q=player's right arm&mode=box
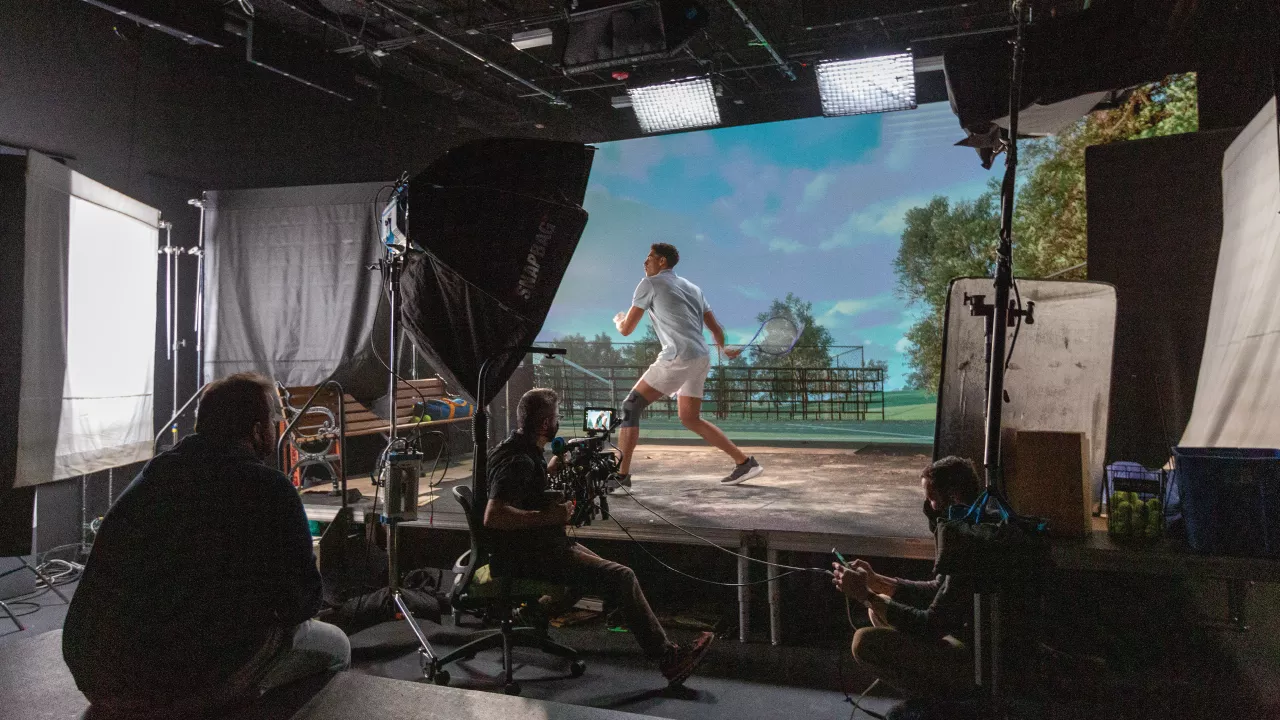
[615,306,645,336]
[704,310,730,356]
[616,277,654,336]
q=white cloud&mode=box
[895,336,912,353]
[820,196,929,250]
[738,214,777,241]
[819,293,894,323]
[734,284,768,301]
[694,233,707,243]
[768,237,805,254]
[799,172,834,211]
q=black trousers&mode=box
[521,542,672,662]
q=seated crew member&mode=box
[485,387,714,686]
[831,456,981,701]
[63,373,350,717]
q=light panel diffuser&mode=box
[627,77,721,134]
[816,53,917,117]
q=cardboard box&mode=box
[1004,430,1091,537]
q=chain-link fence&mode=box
[534,362,885,421]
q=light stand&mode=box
[371,181,436,666]
[970,0,1028,706]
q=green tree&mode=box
[549,332,624,366]
[894,74,1198,391]
[893,193,1002,391]
[753,293,834,368]
[619,322,661,367]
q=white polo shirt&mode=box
[632,269,710,362]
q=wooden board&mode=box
[1004,430,1092,538]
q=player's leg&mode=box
[617,381,664,478]
[675,357,763,485]
[676,395,747,464]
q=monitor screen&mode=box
[583,407,616,433]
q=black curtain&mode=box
[1086,127,1240,467]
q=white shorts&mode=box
[639,355,712,399]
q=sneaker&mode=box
[606,473,632,494]
[660,631,715,687]
[721,457,763,485]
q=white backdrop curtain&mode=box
[13,152,158,487]
[1181,97,1280,448]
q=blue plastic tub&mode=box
[1172,447,1280,557]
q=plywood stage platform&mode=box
[301,442,937,560]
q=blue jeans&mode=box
[256,619,351,694]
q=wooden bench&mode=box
[277,378,472,491]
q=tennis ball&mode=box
[1146,499,1163,539]
[1112,502,1131,536]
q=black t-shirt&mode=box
[61,434,321,705]
[486,432,569,577]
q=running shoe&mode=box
[721,457,763,485]
[660,631,715,687]
[606,472,632,494]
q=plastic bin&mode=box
[1171,447,1280,557]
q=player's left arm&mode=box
[615,306,645,336]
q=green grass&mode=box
[600,390,939,445]
[883,389,938,422]
[637,416,934,444]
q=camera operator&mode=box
[485,388,714,687]
[831,456,980,701]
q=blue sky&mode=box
[538,101,997,390]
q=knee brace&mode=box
[620,390,651,428]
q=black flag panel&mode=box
[401,139,594,406]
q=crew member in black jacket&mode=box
[832,456,980,700]
[63,373,349,717]
[484,388,713,687]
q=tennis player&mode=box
[612,243,764,488]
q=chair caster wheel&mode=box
[570,660,587,678]
[433,670,451,686]
[504,682,521,695]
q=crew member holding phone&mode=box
[484,388,714,687]
[830,456,981,701]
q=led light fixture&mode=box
[511,28,554,50]
[816,53,917,117]
[627,76,721,134]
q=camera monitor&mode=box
[583,407,616,433]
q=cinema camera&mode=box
[548,407,622,527]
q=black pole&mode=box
[984,0,1027,498]
[974,1,1027,704]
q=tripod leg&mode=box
[26,560,70,604]
[0,600,25,632]
[394,591,437,663]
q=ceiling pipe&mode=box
[722,0,796,81]
[366,0,569,107]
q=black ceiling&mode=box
[79,0,1092,141]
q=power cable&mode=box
[614,483,826,574]
[610,517,803,587]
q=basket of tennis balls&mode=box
[1107,490,1164,540]
[1105,462,1166,542]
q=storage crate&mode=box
[1172,447,1280,557]
[1104,461,1166,541]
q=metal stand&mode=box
[0,560,71,631]
[188,195,207,388]
[971,0,1029,706]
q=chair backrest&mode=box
[451,485,489,605]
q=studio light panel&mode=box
[627,77,721,134]
[816,53,917,117]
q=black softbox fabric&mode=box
[401,139,594,407]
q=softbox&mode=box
[401,139,594,407]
